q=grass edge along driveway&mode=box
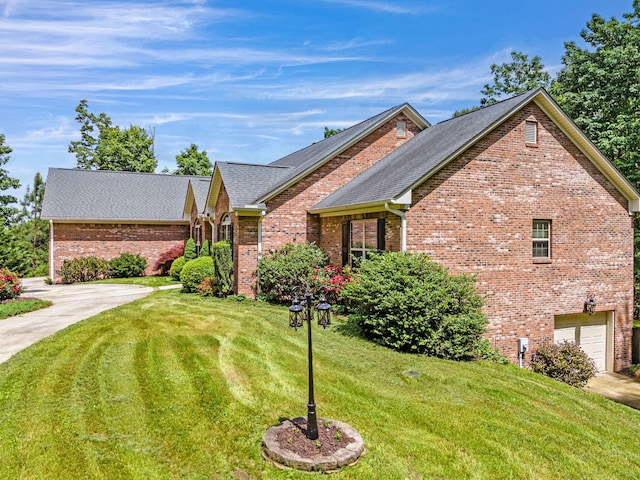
[0,289,638,479]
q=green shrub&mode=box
[257,242,328,303]
[180,256,215,293]
[0,269,23,301]
[184,238,197,261]
[57,256,109,284]
[169,256,187,281]
[212,240,233,296]
[530,341,597,388]
[196,276,218,296]
[200,240,211,257]
[339,252,491,361]
[108,253,147,278]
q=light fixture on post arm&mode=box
[288,284,332,440]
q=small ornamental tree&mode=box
[153,244,184,275]
[340,252,496,361]
[200,239,211,257]
[0,268,22,301]
[530,341,597,388]
[184,238,197,261]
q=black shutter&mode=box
[341,221,350,266]
[377,218,386,251]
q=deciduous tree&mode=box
[170,143,212,176]
[480,51,550,106]
[68,100,157,172]
[551,1,640,190]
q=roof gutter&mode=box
[385,203,406,252]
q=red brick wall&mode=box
[262,114,420,253]
[405,104,634,369]
[51,222,189,280]
[216,114,420,295]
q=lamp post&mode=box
[289,285,331,440]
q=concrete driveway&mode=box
[0,278,153,364]
[585,372,640,410]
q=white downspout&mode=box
[256,214,265,296]
[385,203,406,252]
[208,217,215,243]
[49,220,54,280]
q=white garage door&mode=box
[554,312,609,371]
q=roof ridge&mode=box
[267,103,409,166]
[216,160,291,169]
[436,88,542,126]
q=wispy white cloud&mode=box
[316,0,438,14]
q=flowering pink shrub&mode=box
[0,269,23,302]
[311,265,352,304]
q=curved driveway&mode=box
[0,278,153,364]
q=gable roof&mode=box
[42,168,211,223]
[206,162,290,214]
[255,103,429,203]
[206,103,428,214]
[310,88,640,214]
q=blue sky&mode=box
[0,0,634,201]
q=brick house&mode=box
[41,89,639,370]
[41,169,211,279]
[206,89,640,371]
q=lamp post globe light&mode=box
[288,285,331,440]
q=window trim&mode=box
[343,218,385,266]
[532,219,550,260]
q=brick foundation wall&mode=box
[405,104,634,370]
[51,222,189,280]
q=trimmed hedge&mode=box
[180,256,214,293]
[169,256,187,281]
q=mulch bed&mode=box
[272,417,355,458]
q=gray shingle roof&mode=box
[190,177,212,211]
[258,103,428,203]
[42,168,210,222]
[311,89,541,211]
[215,162,290,209]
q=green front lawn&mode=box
[0,290,639,479]
[0,298,52,320]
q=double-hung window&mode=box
[342,218,385,266]
[532,220,550,259]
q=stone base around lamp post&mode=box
[262,417,364,472]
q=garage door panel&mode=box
[554,313,608,372]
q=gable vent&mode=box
[525,121,538,144]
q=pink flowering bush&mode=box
[0,269,23,302]
[310,265,353,305]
